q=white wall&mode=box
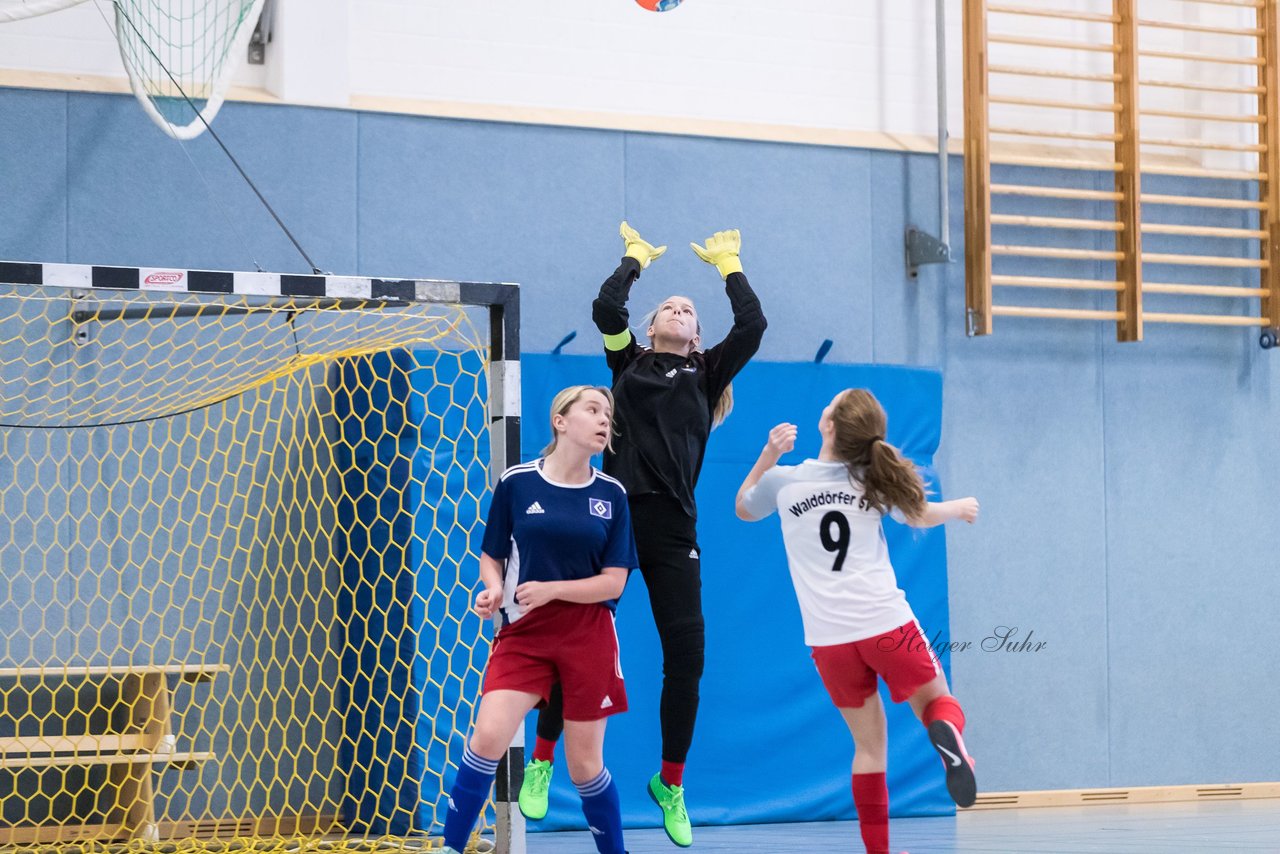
[0,0,971,141]
[346,0,960,137]
[0,0,1266,166]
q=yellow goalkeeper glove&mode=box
[690,228,743,279]
[620,221,667,269]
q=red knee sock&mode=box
[851,772,889,854]
[532,736,557,763]
[660,760,685,788]
[923,695,966,733]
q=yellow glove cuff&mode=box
[716,256,743,279]
[603,329,632,351]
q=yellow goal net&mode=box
[0,264,521,854]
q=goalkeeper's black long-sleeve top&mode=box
[591,257,767,520]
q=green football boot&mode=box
[518,758,553,820]
[646,772,692,847]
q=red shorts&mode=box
[810,620,942,708]
[483,601,627,721]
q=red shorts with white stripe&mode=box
[483,600,627,721]
[810,620,942,707]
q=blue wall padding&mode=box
[521,354,954,830]
[332,349,489,834]
[6,86,1280,796]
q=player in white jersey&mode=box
[734,388,979,854]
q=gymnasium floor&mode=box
[527,799,1280,852]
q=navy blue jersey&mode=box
[481,459,638,624]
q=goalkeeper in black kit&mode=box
[520,221,766,848]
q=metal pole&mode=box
[937,0,950,248]
[906,0,953,276]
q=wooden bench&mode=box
[0,664,226,845]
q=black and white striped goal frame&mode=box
[0,259,527,853]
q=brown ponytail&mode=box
[831,389,926,519]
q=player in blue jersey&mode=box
[735,389,979,854]
[439,385,638,854]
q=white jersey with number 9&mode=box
[739,458,916,646]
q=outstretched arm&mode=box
[735,423,797,521]
[593,221,666,352]
[722,270,767,342]
[592,258,640,351]
[694,229,767,385]
[905,498,980,529]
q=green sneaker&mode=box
[518,758,553,820]
[646,772,692,847]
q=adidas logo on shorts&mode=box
[600,695,613,709]
[526,502,545,514]
[688,548,699,559]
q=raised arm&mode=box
[735,423,797,521]
[722,270,767,343]
[905,498,980,529]
[693,229,767,385]
[592,257,641,351]
[593,222,666,363]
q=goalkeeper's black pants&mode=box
[536,494,705,766]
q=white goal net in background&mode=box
[0,0,267,140]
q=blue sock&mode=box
[443,745,499,851]
[576,767,625,854]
